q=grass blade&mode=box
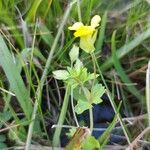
[0,35,32,119]
[111,30,143,102]
[52,85,70,147]
[100,26,150,71]
[25,0,42,22]
[98,102,121,150]
[95,11,107,52]
[38,24,54,48]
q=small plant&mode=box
[0,0,149,149]
[52,15,106,148]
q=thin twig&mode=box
[146,61,150,126]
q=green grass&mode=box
[0,0,149,149]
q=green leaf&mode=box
[74,87,92,103]
[74,59,83,74]
[66,128,76,138]
[53,70,69,80]
[8,123,27,142]
[67,80,79,89]
[0,35,32,119]
[0,111,12,128]
[73,87,87,102]
[25,0,42,22]
[75,100,92,114]
[86,73,99,81]
[91,84,105,104]
[82,136,100,150]
[38,24,54,48]
[78,68,88,82]
[69,45,79,63]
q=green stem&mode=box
[89,52,97,132]
[81,86,93,133]
[90,52,96,85]
[89,106,93,132]
[71,86,79,127]
[52,85,70,147]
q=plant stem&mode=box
[90,52,96,85]
[52,85,70,147]
[71,86,79,127]
[89,52,97,132]
[89,106,93,132]
[81,86,93,133]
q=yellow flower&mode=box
[68,15,101,53]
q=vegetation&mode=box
[0,0,149,149]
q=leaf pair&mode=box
[74,84,105,114]
[53,58,98,88]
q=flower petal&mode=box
[79,35,95,53]
[74,26,95,37]
[91,15,101,28]
[68,22,83,30]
